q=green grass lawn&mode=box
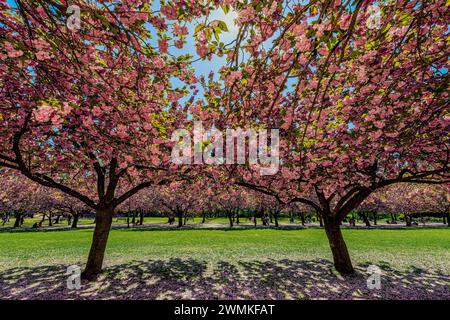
[0,216,173,229]
[0,227,448,273]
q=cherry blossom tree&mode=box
[0,0,223,279]
[202,0,449,274]
[0,170,42,227]
[154,181,200,227]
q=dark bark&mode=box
[274,211,279,227]
[362,212,371,227]
[13,211,21,228]
[318,213,324,227]
[177,211,183,228]
[447,212,450,227]
[323,217,354,275]
[201,211,206,224]
[300,213,306,226]
[139,209,144,225]
[228,212,234,227]
[48,212,53,226]
[372,212,377,225]
[405,215,412,227]
[131,210,136,224]
[71,213,79,228]
[81,207,114,280]
[126,211,130,228]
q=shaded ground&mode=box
[0,259,448,300]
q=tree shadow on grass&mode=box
[0,259,448,300]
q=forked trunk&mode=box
[324,218,354,275]
[81,207,114,280]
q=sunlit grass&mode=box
[0,228,448,273]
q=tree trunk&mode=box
[202,211,206,224]
[228,212,233,227]
[372,212,377,225]
[127,211,130,228]
[300,213,306,226]
[139,209,144,225]
[13,211,21,228]
[131,210,136,224]
[447,212,450,227]
[71,213,79,229]
[362,212,371,227]
[177,211,183,228]
[274,212,279,227]
[324,218,354,275]
[318,213,324,227]
[81,207,114,280]
[48,212,53,226]
[405,215,411,227]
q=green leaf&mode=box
[217,20,229,32]
[222,4,230,14]
[194,23,205,35]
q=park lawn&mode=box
[0,228,448,273]
[0,217,172,229]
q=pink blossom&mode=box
[158,39,168,53]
